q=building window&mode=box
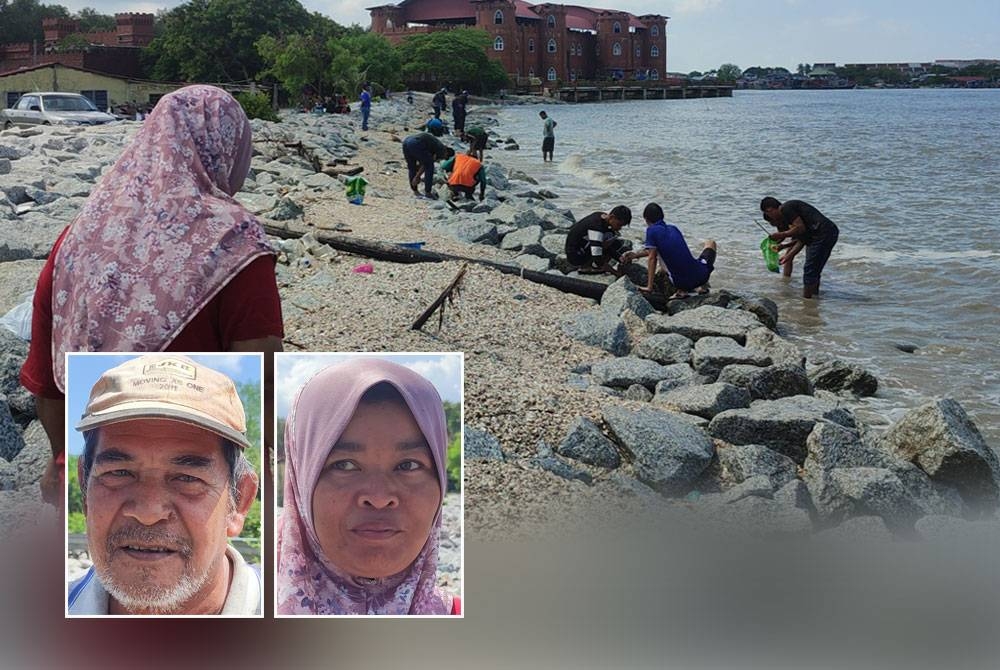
[547,67,557,81]
[651,25,659,37]
[547,38,557,53]
[612,42,622,56]
[494,10,503,24]
[613,21,621,33]
[547,14,555,28]
[651,69,659,80]
[80,90,109,111]
[635,46,641,58]
[528,68,534,78]
[528,38,534,52]
[494,36,504,51]
[570,70,577,81]
[651,45,659,57]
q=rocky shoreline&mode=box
[1,92,998,547]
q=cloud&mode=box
[672,0,723,15]
[191,354,249,379]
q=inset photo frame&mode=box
[274,352,463,617]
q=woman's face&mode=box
[311,400,442,579]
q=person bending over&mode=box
[760,196,839,298]
[441,148,486,201]
[564,206,632,275]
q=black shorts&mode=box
[542,137,555,153]
[698,247,717,270]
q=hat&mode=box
[427,118,443,130]
[76,355,252,449]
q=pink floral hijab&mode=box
[277,358,454,615]
[50,84,274,392]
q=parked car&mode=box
[1,92,117,129]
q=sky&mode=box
[65,353,262,455]
[274,352,463,419]
[56,0,999,73]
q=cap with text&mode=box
[76,355,252,449]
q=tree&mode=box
[337,29,401,94]
[258,32,332,101]
[145,0,313,83]
[397,28,508,93]
[687,70,702,78]
[716,63,742,82]
[75,7,115,32]
[0,0,70,45]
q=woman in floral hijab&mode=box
[21,84,283,505]
[277,358,458,615]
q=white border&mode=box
[63,351,266,619]
[272,350,465,619]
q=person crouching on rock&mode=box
[564,206,632,276]
[621,202,716,299]
[441,147,486,202]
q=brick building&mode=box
[0,13,155,80]
[368,0,668,83]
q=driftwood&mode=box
[411,264,468,331]
[262,224,669,310]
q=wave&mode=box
[834,243,1000,264]
[557,153,622,190]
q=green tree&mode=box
[145,0,313,82]
[0,0,70,44]
[716,63,742,82]
[75,7,115,32]
[236,382,262,541]
[338,29,401,94]
[68,453,83,515]
[234,90,279,121]
[397,28,508,93]
[257,32,332,102]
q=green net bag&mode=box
[345,175,368,205]
[760,237,780,273]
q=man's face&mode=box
[312,400,442,579]
[83,420,247,614]
[607,214,624,232]
[762,206,781,226]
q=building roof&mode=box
[376,0,656,30]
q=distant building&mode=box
[0,13,155,80]
[367,0,668,83]
[0,62,180,111]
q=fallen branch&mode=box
[261,224,669,310]
[411,263,468,331]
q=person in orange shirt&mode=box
[440,148,486,202]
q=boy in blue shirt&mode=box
[360,85,372,131]
[623,202,717,299]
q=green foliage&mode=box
[257,32,332,103]
[397,28,508,93]
[446,435,461,492]
[68,454,83,515]
[53,33,90,52]
[75,7,115,32]
[234,91,279,122]
[0,0,70,44]
[67,511,87,535]
[338,30,401,94]
[145,0,313,82]
[716,63,742,82]
[242,499,261,541]
[835,65,908,86]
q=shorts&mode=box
[542,137,555,153]
[698,247,717,270]
[803,229,838,286]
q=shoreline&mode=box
[1,93,997,541]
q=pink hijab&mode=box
[50,84,274,392]
[277,358,453,615]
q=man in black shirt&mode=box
[403,132,451,198]
[564,206,632,275]
[761,197,840,298]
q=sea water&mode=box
[494,89,1000,446]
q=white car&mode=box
[1,92,117,129]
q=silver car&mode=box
[1,92,117,129]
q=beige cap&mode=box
[76,355,252,450]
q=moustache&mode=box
[105,525,194,559]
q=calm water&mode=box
[494,89,1000,446]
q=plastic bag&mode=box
[345,175,368,205]
[0,291,34,340]
[760,237,780,273]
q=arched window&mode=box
[651,69,659,80]
[570,69,576,81]
[528,38,535,52]
[494,36,504,51]
[635,45,641,58]
[547,14,556,28]
[547,38,557,53]
[494,10,503,24]
[612,42,622,56]
[528,68,534,78]
[613,21,621,33]
[547,67,557,81]
[651,25,659,37]
[651,45,659,57]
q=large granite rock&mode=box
[556,417,621,468]
[744,327,806,368]
[633,333,693,365]
[513,254,551,272]
[561,310,630,356]
[708,395,857,464]
[720,475,776,504]
[717,444,800,489]
[591,357,675,391]
[603,405,715,495]
[10,420,48,489]
[717,363,813,401]
[691,336,771,379]
[0,399,22,462]
[651,364,706,395]
[464,425,504,460]
[880,398,1000,511]
[499,224,544,253]
[664,290,779,331]
[654,383,751,420]
[531,442,593,484]
[600,277,654,319]
[823,467,925,530]
[809,359,878,397]
[646,305,762,344]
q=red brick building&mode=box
[368,0,668,83]
[0,13,155,79]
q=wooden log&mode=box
[411,264,468,331]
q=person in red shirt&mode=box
[21,85,284,507]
